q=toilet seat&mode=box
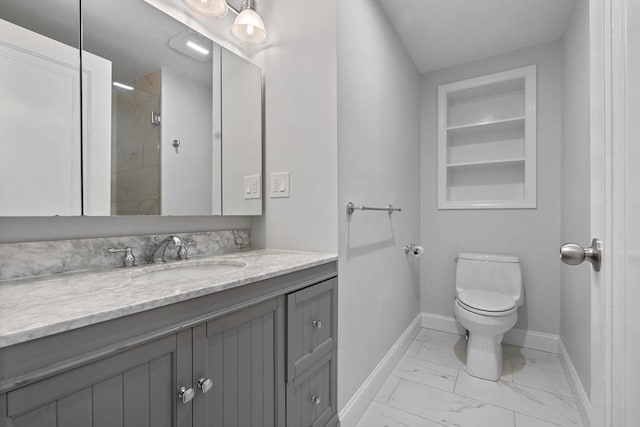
[457,290,516,317]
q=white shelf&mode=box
[446,116,525,133]
[437,65,537,210]
[446,158,525,169]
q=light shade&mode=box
[231,1,267,43]
[182,0,228,18]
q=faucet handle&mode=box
[176,239,196,260]
[108,247,136,267]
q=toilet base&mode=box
[454,299,517,382]
[466,333,503,381]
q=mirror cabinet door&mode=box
[0,0,82,216]
[82,0,218,216]
[221,49,263,216]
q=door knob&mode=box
[560,238,602,272]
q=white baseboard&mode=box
[421,312,559,353]
[558,339,592,427]
[338,313,422,427]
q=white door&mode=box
[589,0,640,425]
[0,18,82,216]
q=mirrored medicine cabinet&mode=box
[0,0,262,217]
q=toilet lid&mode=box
[457,290,516,312]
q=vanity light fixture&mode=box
[231,0,267,44]
[113,82,134,91]
[186,40,210,55]
[182,0,228,18]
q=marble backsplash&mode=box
[0,229,250,281]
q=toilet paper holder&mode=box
[404,244,424,256]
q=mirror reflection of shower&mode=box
[111,71,161,215]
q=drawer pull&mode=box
[311,394,321,406]
[198,377,213,394]
[312,320,323,329]
[178,386,195,404]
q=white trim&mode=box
[421,312,466,335]
[559,339,592,427]
[503,327,559,354]
[338,314,422,427]
[421,312,559,353]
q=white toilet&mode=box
[453,252,523,381]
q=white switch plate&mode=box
[270,172,290,198]
[243,174,261,199]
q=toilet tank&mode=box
[455,253,524,306]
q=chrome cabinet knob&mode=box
[311,394,321,406]
[197,377,213,394]
[560,238,602,272]
[178,386,195,404]
[312,320,322,329]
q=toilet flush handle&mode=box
[560,238,602,272]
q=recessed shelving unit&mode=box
[437,65,537,209]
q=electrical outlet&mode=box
[270,172,289,198]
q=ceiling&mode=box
[379,0,576,74]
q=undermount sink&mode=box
[133,261,246,282]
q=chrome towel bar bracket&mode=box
[346,201,402,216]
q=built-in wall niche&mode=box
[437,65,537,209]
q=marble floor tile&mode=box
[356,401,443,427]
[392,356,458,392]
[415,329,465,347]
[514,413,565,427]
[504,345,564,373]
[405,340,423,357]
[387,379,515,427]
[454,372,581,426]
[511,361,572,397]
[375,375,401,404]
[414,341,466,370]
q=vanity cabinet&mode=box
[0,262,338,427]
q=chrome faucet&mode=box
[146,235,183,264]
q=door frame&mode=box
[590,0,633,425]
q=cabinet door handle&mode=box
[178,386,195,404]
[311,394,321,406]
[198,377,213,394]
[312,320,322,329]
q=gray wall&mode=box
[421,41,563,335]
[337,0,421,411]
[250,0,338,254]
[560,0,591,397]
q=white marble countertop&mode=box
[0,249,337,349]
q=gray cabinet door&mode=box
[4,334,180,427]
[192,298,284,427]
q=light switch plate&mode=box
[270,172,290,198]
[243,174,261,199]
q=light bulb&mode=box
[182,0,228,18]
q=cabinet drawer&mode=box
[287,278,336,380]
[286,355,335,427]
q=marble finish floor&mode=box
[356,328,582,427]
